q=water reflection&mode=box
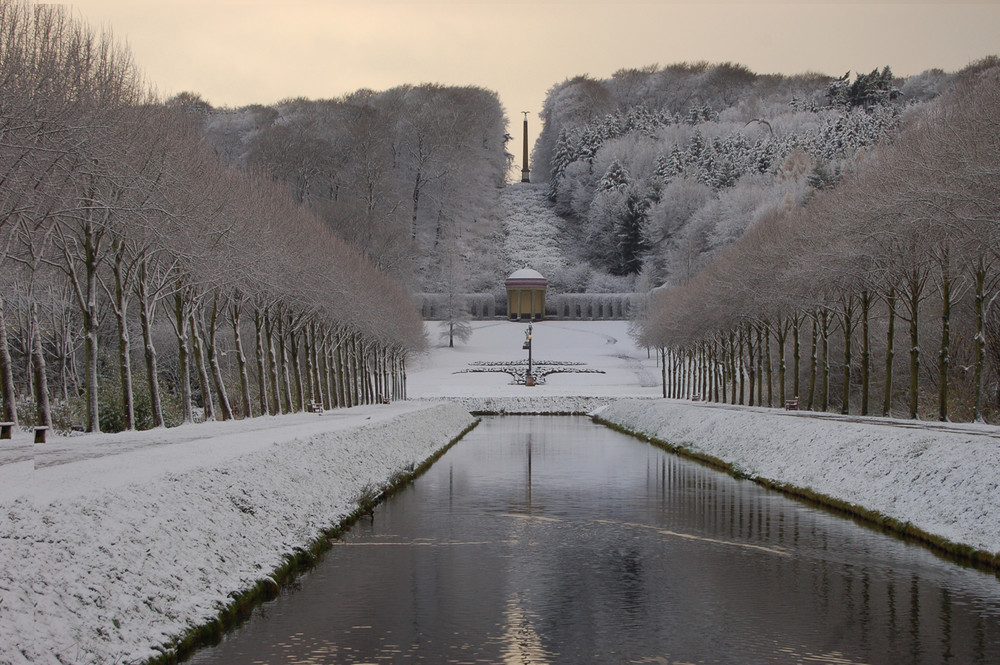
[189,416,1000,665]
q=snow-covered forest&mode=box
[534,62,953,286]
[631,60,1000,423]
[194,84,511,291]
[0,1,425,434]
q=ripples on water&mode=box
[189,416,1000,664]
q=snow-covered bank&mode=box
[597,399,1000,561]
[0,402,476,665]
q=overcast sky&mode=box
[69,1,998,136]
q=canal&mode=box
[188,416,1000,664]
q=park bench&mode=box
[307,401,324,414]
[0,422,13,440]
[34,426,48,444]
[785,397,799,411]
[691,393,701,402]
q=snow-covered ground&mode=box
[410,319,661,400]
[0,402,476,665]
[596,399,1000,558]
[499,183,571,277]
[4,317,1000,665]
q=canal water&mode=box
[188,416,1000,664]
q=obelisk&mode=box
[521,111,530,183]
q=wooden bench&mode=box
[785,398,799,411]
[691,394,701,402]
[0,422,13,440]
[307,401,324,414]
[379,396,390,405]
[34,426,49,444]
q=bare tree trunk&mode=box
[174,292,194,424]
[319,328,332,409]
[0,293,18,426]
[206,299,234,421]
[82,258,100,432]
[230,301,252,419]
[729,332,737,404]
[699,342,707,399]
[737,327,745,405]
[30,304,52,430]
[756,325,764,407]
[660,347,667,398]
[112,254,135,430]
[138,275,163,428]
[264,310,281,414]
[253,307,269,416]
[839,296,855,416]
[938,247,951,422]
[883,288,897,418]
[336,335,349,407]
[775,319,788,406]
[973,263,987,422]
[401,351,407,400]
[746,324,756,406]
[276,316,293,413]
[860,291,871,417]
[908,274,922,420]
[362,341,373,405]
[347,334,359,407]
[820,309,829,413]
[309,323,324,407]
[56,313,71,403]
[61,213,103,432]
[330,336,341,407]
[352,334,363,405]
[807,314,817,411]
[792,314,801,402]
[288,324,304,412]
[190,311,215,421]
[763,323,773,408]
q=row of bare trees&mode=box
[637,60,1000,422]
[0,1,425,433]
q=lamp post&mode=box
[524,322,535,386]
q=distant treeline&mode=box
[0,1,426,433]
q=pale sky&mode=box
[68,1,999,146]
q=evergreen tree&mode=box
[654,153,675,186]
[612,189,650,276]
[713,159,739,189]
[600,159,631,192]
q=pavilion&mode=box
[505,268,547,321]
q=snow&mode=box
[596,399,1000,557]
[506,267,546,281]
[5,316,1000,664]
[499,183,570,277]
[0,402,476,665]
[408,319,661,400]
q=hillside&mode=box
[532,62,953,287]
